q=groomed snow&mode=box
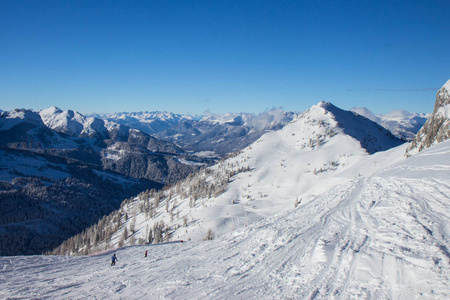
[1,138,449,299]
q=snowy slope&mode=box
[1,138,449,299]
[0,108,44,131]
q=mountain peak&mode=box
[304,101,404,154]
[317,100,332,107]
[40,106,63,115]
[0,109,44,130]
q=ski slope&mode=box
[1,140,449,299]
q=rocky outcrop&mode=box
[406,80,450,156]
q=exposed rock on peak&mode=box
[406,80,450,156]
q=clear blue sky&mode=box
[1,0,449,115]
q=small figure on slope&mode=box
[145,250,148,257]
[111,254,118,266]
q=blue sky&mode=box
[1,0,449,115]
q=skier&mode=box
[111,253,118,266]
[144,250,148,257]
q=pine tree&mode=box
[148,228,153,244]
[130,218,136,234]
[122,227,128,242]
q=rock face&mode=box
[406,80,450,156]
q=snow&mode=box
[351,107,429,141]
[90,111,196,135]
[443,79,450,93]
[0,109,43,130]
[103,146,127,161]
[192,151,219,159]
[92,169,138,185]
[438,104,450,119]
[1,139,449,299]
[72,102,406,253]
[175,158,206,166]
[39,107,122,138]
[0,149,71,182]
[39,107,87,136]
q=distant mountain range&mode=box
[90,111,198,137]
[350,107,428,141]
[1,107,207,184]
[93,107,426,156]
[92,109,296,156]
[0,108,205,255]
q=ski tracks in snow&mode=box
[203,173,449,299]
[1,173,448,299]
[284,174,450,299]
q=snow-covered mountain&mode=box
[406,79,450,156]
[0,107,209,255]
[351,107,428,141]
[52,101,404,255]
[91,111,197,136]
[3,111,449,299]
[1,107,207,183]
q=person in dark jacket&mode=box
[111,254,118,266]
[144,250,148,257]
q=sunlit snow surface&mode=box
[1,141,449,299]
